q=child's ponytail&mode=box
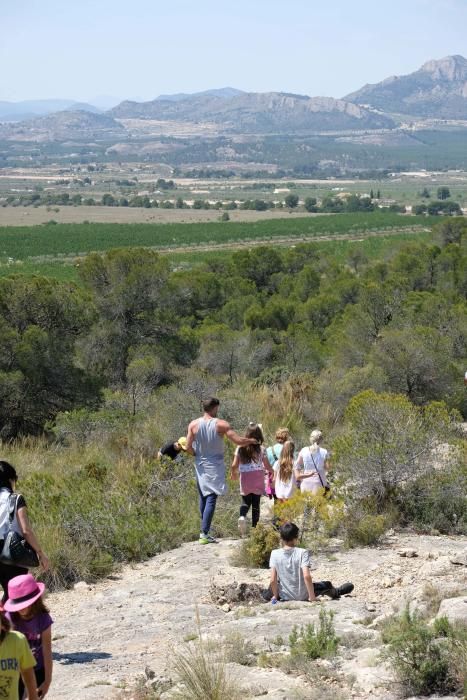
[278,441,295,483]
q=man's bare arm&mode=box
[303,567,316,601]
[186,420,197,455]
[270,567,279,599]
[217,420,257,446]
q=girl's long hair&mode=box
[0,612,11,644]
[278,441,295,483]
[238,423,263,463]
[10,597,49,626]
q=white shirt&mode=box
[269,547,312,601]
[273,461,297,499]
[296,446,328,492]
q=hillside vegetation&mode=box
[0,217,465,587]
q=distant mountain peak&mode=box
[420,54,467,80]
[156,87,244,102]
[345,54,467,119]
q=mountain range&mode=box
[109,91,394,132]
[0,99,101,122]
[1,56,467,138]
[0,110,124,141]
[345,55,467,118]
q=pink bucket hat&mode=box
[4,574,45,612]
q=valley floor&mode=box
[0,206,322,226]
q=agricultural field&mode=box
[0,212,438,282]
[0,204,320,226]
[1,163,466,227]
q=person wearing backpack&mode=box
[0,461,49,601]
[294,429,330,495]
[265,428,290,500]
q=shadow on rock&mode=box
[53,651,112,665]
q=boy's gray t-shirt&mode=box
[269,547,312,601]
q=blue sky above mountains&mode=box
[2,0,466,102]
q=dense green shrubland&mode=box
[0,217,465,586]
[1,216,460,437]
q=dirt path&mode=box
[46,532,467,699]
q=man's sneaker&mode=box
[336,582,354,597]
[199,533,217,544]
[238,516,248,538]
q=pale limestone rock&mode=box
[449,549,467,566]
[397,548,418,558]
[73,581,91,592]
[418,557,453,578]
[436,596,467,624]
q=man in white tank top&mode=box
[186,397,257,544]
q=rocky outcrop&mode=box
[109,91,394,132]
[436,596,467,624]
[345,55,467,118]
[45,532,467,700]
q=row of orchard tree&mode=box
[0,218,466,439]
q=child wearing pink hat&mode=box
[5,574,53,699]
[0,603,38,700]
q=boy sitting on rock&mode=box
[265,522,354,603]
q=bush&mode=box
[222,632,255,666]
[274,490,346,553]
[231,524,280,568]
[398,459,467,535]
[334,391,458,506]
[381,607,465,696]
[173,636,241,700]
[289,608,339,659]
[22,452,201,588]
[343,509,391,548]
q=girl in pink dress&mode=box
[230,423,273,537]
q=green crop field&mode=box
[0,212,436,261]
[0,214,438,283]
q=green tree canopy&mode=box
[0,276,98,437]
[334,390,458,504]
[79,248,197,386]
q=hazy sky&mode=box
[2,0,466,103]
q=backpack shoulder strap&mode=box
[8,493,18,523]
